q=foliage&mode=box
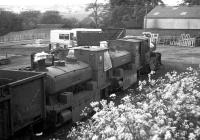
[68,68,200,140]
[0,9,81,36]
[78,17,97,28]
[109,0,164,28]
[0,9,23,36]
[20,11,41,30]
[181,0,200,5]
[62,18,79,28]
[85,0,110,28]
[40,11,63,24]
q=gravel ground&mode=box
[155,45,200,77]
[157,45,200,65]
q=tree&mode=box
[109,0,164,28]
[0,10,22,35]
[86,0,110,28]
[20,11,41,30]
[40,11,63,24]
[78,17,96,28]
[181,0,200,5]
[62,18,79,28]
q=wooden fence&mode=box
[0,29,50,43]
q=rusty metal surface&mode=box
[0,94,11,139]
[108,38,150,70]
[76,28,126,46]
[109,50,131,68]
[0,70,46,138]
[45,61,92,94]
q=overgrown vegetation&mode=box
[68,68,200,140]
[181,0,200,5]
[85,0,164,28]
[0,0,199,36]
[0,0,164,36]
[0,10,83,36]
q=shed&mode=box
[145,6,200,29]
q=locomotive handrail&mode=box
[53,67,90,78]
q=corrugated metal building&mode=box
[145,6,200,29]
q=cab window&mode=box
[59,34,69,40]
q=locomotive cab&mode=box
[108,37,151,75]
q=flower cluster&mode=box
[68,68,200,140]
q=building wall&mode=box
[145,18,200,29]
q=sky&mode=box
[0,0,101,6]
[0,0,183,6]
[162,0,183,6]
[0,0,183,13]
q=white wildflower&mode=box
[107,136,117,140]
[151,71,155,75]
[92,135,99,140]
[104,126,113,134]
[140,129,147,137]
[118,104,126,110]
[164,130,172,140]
[187,67,193,71]
[93,107,99,112]
[122,95,131,102]
[90,101,99,108]
[142,102,149,111]
[188,133,196,140]
[110,94,116,98]
[100,100,107,107]
[68,68,200,140]
[151,134,160,140]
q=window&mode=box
[59,34,69,40]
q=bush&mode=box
[68,68,200,140]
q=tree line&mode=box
[0,10,83,36]
[0,0,199,36]
[87,0,200,28]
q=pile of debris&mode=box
[170,34,196,47]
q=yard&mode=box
[155,45,200,77]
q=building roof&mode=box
[147,6,200,19]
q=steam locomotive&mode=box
[0,36,154,139]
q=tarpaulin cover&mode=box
[104,51,112,71]
[34,52,50,62]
